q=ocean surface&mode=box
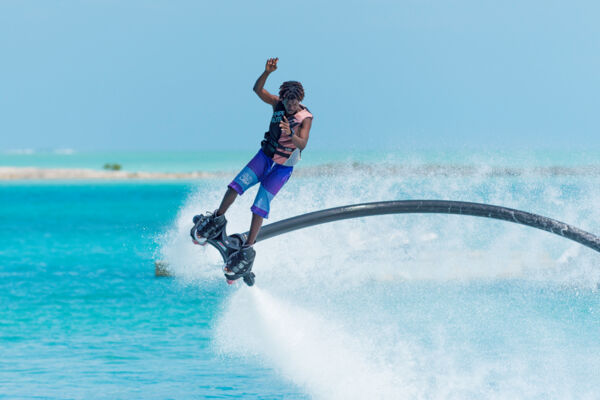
[2,150,600,399]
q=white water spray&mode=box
[159,158,600,398]
[215,288,417,399]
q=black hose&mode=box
[252,200,600,253]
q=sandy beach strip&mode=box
[3,164,600,181]
[0,167,225,180]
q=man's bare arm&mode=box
[287,117,312,151]
[253,58,279,106]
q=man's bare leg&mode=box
[246,213,264,245]
[217,187,238,216]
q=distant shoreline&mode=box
[0,167,226,180]
[3,164,600,181]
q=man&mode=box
[193,58,313,279]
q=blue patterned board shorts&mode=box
[228,149,293,218]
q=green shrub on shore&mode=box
[103,163,122,171]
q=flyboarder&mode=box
[192,57,314,283]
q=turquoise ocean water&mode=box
[1,150,600,399]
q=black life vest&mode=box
[261,101,298,159]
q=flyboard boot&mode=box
[190,211,227,245]
[224,244,256,286]
[190,212,256,287]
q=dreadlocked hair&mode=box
[279,81,305,101]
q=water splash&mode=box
[214,288,416,399]
[158,157,600,398]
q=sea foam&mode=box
[159,156,600,399]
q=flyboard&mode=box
[191,214,255,286]
[188,200,600,286]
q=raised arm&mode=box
[253,58,280,106]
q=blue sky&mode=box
[1,0,598,151]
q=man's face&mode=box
[283,98,300,114]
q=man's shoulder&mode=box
[298,105,313,120]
